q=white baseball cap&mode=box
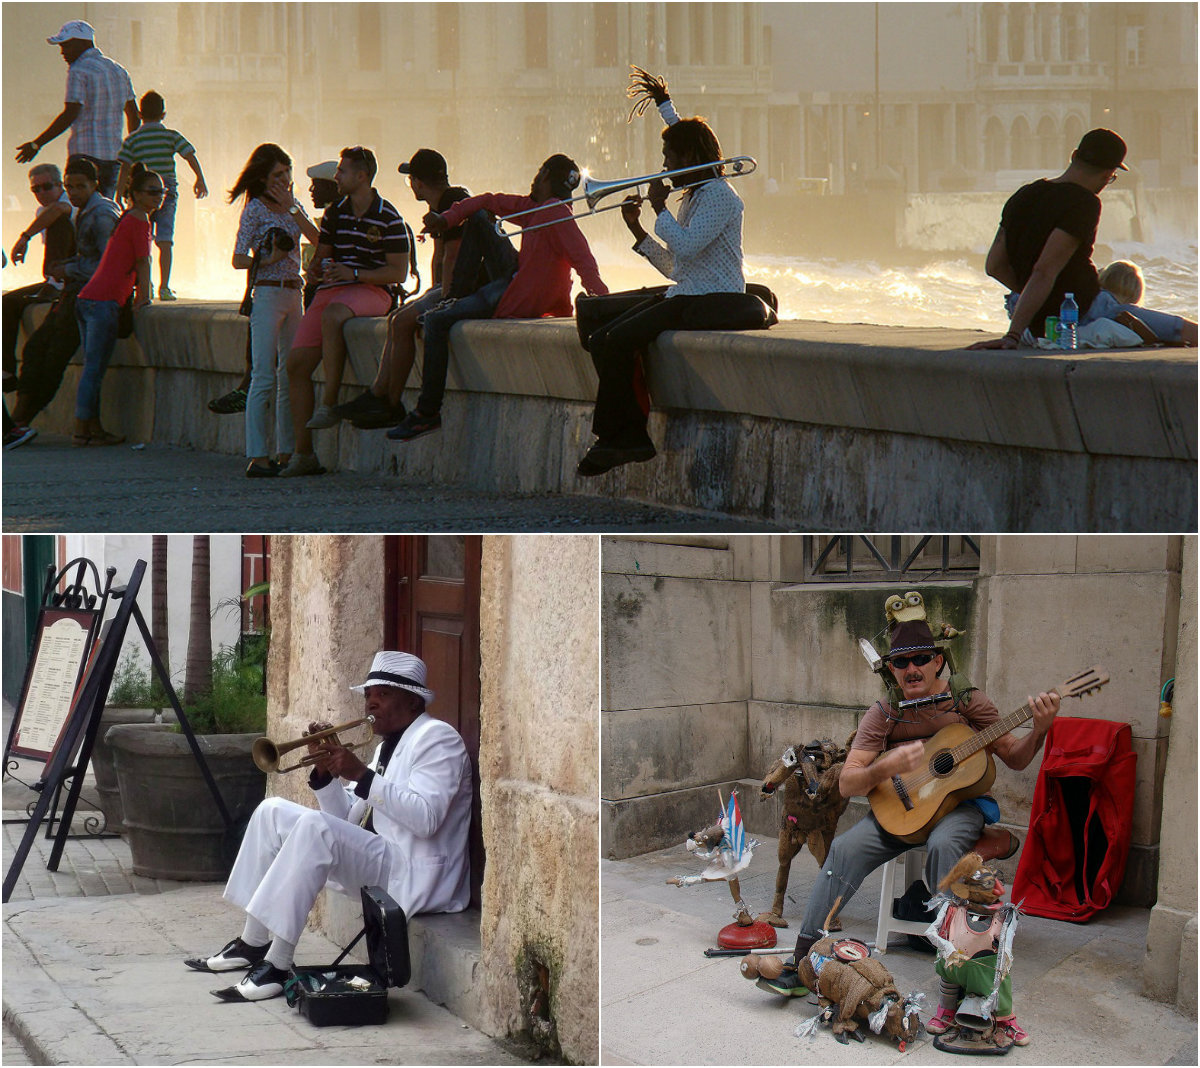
[48,20,95,44]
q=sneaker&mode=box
[351,402,406,430]
[386,409,441,442]
[925,1004,956,1035]
[3,425,37,451]
[208,388,248,414]
[277,453,326,478]
[158,286,177,301]
[755,965,809,997]
[994,1015,1030,1046]
[333,389,398,427]
[305,404,340,429]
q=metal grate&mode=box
[802,536,980,582]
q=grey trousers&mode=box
[798,803,985,939]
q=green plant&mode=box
[107,651,155,707]
[178,644,268,735]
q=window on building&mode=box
[1124,25,1145,67]
[239,5,259,53]
[689,2,706,65]
[595,3,618,67]
[130,21,142,66]
[437,5,460,71]
[359,4,382,71]
[1007,2,1028,62]
[744,7,757,66]
[526,3,548,69]
[802,537,981,583]
[666,3,686,65]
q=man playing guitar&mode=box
[759,617,1059,1046]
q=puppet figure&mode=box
[789,933,924,1050]
[667,789,760,927]
[755,733,854,928]
[924,852,1026,1054]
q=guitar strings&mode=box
[896,700,1035,791]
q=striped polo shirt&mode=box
[318,191,410,284]
[116,121,193,182]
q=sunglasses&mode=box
[30,182,59,193]
[889,653,935,670]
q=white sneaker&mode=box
[305,404,339,429]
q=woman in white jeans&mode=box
[229,144,320,477]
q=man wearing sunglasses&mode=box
[758,615,1058,1043]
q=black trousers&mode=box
[3,283,56,379]
[14,289,81,420]
[586,289,775,446]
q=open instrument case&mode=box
[285,885,410,1026]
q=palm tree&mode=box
[151,535,169,707]
[184,536,212,703]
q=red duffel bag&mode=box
[1011,716,1137,922]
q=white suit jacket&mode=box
[312,712,472,917]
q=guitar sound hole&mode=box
[931,750,955,777]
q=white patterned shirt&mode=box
[634,98,746,296]
[64,47,136,160]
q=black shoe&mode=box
[211,960,288,1002]
[185,937,269,973]
[208,387,248,414]
[334,388,390,422]
[245,459,280,478]
[387,409,441,442]
[575,441,657,477]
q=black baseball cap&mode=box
[1076,129,1128,171]
[398,149,448,183]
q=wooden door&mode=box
[384,536,483,907]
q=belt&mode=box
[253,279,302,289]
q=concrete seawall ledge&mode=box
[21,301,1196,530]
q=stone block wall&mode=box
[478,535,599,1064]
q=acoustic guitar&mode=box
[867,666,1109,844]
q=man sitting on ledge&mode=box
[184,650,472,1002]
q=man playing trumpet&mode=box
[184,651,472,1002]
[577,68,776,477]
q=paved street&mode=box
[602,840,1198,1066]
[3,434,791,533]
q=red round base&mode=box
[717,920,778,950]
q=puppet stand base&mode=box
[717,920,777,950]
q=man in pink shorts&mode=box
[281,145,411,477]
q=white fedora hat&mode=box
[350,650,435,705]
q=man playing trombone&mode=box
[183,651,472,1002]
[577,68,776,477]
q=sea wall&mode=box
[19,301,1197,531]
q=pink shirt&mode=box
[441,193,608,318]
[78,212,150,304]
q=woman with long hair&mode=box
[229,143,320,477]
[72,162,159,445]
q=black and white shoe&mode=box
[211,961,289,1002]
[184,937,269,973]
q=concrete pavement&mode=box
[601,839,1198,1066]
[2,761,528,1065]
[2,433,791,533]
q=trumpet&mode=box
[494,156,757,238]
[252,715,376,774]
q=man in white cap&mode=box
[15,20,138,199]
[184,650,473,1002]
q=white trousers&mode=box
[223,797,395,945]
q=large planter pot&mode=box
[92,707,158,833]
[107,723,266,881]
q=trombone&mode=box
[494,155,757,239]
[252,715,376,774]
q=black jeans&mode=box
[14,288,81,420]
[445,211,519,300]
[587,290,774,447]
[3,283,57,379]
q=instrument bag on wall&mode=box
[285,885,411,1026]
[1011,716,1136,922]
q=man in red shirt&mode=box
[388,153,608,443]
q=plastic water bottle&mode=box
[1059,293,1079,350]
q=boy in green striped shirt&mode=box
[116,90,207,300]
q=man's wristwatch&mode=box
[287,204,300,215]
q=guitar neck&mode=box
[953,695,1049,758]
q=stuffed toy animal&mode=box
[755,733,854,928]
[792,934,924,1049]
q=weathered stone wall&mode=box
[602,535,1184,906]
[478,535,599,1065]
[17,302,1196,531]
[1142,535,1197,1016]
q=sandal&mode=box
[87,429,126,447]
[72,433,92,447]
